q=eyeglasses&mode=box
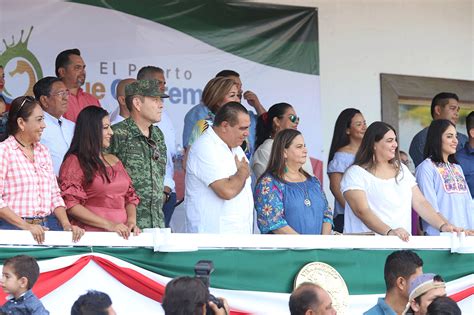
[18,96,35,113]
[145,138,161,161]
[289,114,300,124]
[50,90,70,98]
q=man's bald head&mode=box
[289,283,336,315]
[116,78,136,99]
[115,78,136,119]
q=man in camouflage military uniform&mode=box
[108,79,168,228]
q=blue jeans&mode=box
[162,192,177,228]
[0,214,63,231]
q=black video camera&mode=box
[194,260,224,314]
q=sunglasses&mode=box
[289,114,300,124]
[145,138,161,161]
[18,96,35,113]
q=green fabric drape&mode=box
[1,247,472,295]
[70,0,319,75]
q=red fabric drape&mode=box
[0,255,251,315]
[0,255,91,301]
[449,286,474,302]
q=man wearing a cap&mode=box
[403,274,446,315]
[108,79,168,228]
[137,66,178,228]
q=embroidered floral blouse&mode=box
[416,158,474,235]
[254,173,333,234]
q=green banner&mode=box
[69,0,319,75]
[2,247,472,295]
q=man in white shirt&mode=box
[185,102,253,234]
[33,76,75,176]
[137,66,178,228]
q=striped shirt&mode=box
[0,136,65,217]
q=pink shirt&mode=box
[59,154,139,231]
[63,87,101,122]
[0,136,65,217]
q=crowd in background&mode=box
[0,48,473,245]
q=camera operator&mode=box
[162,276,230,315]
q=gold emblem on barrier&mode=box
[294,262,349,314]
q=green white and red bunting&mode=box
[0,253,472,315]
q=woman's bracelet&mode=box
[386,228,392,236]
[439,223,448,232]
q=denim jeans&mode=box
[0,214,63,231]
[162,192,177,228]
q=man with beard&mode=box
[55,48,101,122]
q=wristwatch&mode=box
[163,190,171,202]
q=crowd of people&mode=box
[0,48,473,243]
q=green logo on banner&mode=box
[1,26,43,98]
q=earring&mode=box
[284,166,288,173]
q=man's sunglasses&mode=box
[145,138,161,161]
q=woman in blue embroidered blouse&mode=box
[254,129,332,234]
[416,119,474,235]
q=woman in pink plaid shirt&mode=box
[0,96,84,243]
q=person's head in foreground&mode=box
[426,296,460,315]
[162,276,209,314]
[289,282,337,315]
[1,255,39,298]
[403,273,446,315]
[385,250,423,299]
[71,290,116,315]
[161,276,229,315]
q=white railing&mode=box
[0,229,472,253]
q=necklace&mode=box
[294,180,312,207]
[14,136,26,147]
[14,136,35,161]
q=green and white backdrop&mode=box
[0,0,322,158]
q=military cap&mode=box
[125,79,169,98]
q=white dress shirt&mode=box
[185,127,254,234]
[156,111,176,191]
[40,112,75,176]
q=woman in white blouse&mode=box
[341,121,461,241]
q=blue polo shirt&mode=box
[456,142,474,198]
[364,298,397,315]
